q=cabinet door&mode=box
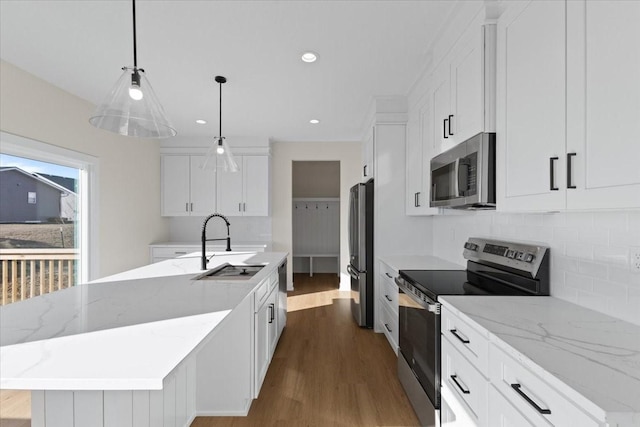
[497,0,566,211]
[243,156,269,216]
[433,64,452,153]
[405,110,424,215]
[216,156,244,216]
[566,0,640,209]
[450,25,484,144]
[189,155,216,216]
[488,384,537,427]
[267,288,278,359]
[254,298,270,395]
[161,155,190,216]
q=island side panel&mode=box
[196,294,253,415]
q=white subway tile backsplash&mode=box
[565,272,593,291]
[593,245,629,266]
[609,229,640,248]
[431,209,640,326]
[554,227,580,242]
[593,211,628,230]
[592,279,627,297]
[565,242,594,260]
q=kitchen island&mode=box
[0,251,288,427]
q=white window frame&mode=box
[1,131,100,282]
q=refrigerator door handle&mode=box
[347,264,360,280]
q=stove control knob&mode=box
[506,249,517,259]
[525,253,535,263]
[515,252,526,261]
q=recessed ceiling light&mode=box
[310,119,320,124]
[195,119,207,124]
[301,52,318,63]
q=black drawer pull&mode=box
[384,323,392,332]
[448,114,454,136]
[511,383,551,414]
[385,294,393,302]
[443,118,449,139]
[385,272,393,279]
[450,375,470,394]
[450,329,470,344]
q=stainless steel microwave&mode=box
[430,132,496,209]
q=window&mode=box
[0,131,98,304]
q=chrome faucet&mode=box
[201,213,232,270]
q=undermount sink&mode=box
[193,263,265,280]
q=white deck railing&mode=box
[0,249,78,305]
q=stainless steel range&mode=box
[395,237,550,426]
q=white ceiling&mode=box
[0,0,457,143]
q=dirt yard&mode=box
[0,223,76,249]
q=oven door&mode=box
[396,278,441,409]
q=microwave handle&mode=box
[454,158,460,197]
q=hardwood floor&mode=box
[193,273,418,427]
[0,273,419,427]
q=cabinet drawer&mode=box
[254,278,271,310]
[379,274,399,314]
[379,300,398,352]
[379,261,398,283]
[488,383,539,426]
[442,337,487,425]
[489,344,600,427]
[442,306,490,377]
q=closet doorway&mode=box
[292,161,340,277]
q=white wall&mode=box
[431,210,640,326]
[271,141,361,289]
[0,60,169,278]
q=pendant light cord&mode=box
[132,0,138,68]
[219,80,223,138]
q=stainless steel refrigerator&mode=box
[347,179,373,328]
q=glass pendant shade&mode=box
[201,137,239,172]
[89,67,176,138]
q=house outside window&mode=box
[28,191,36,204]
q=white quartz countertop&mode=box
[440,296,640,423]
[0,251,287,390]
[149,241,268,248]
[379,255,464,272]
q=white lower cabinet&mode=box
[254,271,279,397]
[488,343,600,427]
[488,384,538,427]
[378,260,399,353]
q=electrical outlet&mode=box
[631,247,640,272]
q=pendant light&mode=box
[89,0,176,138]
[202,76,238,172]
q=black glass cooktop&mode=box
[398,269,536,301]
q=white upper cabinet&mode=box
[362,126,375,181]
[406,90,439,216]
[217,155,269,217]
[497,0,640,211]
[161,154,216,216]
[433,22,497,155]
[497,0,566,211]
[565,0,640,209]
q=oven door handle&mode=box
[395,277,440,313]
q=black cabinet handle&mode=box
[549,157,559,191]
[450,375,470,394]
[443,119,449,139]
[450,329,470,344]
[511,384,551,414]
[385,294,392,302]
[364,164,368,177]
[416,192,421,207]
[567,152,576,189]
[384,323,392,332]
[190,202,193,212]
[385,272,393,279]
[268,304,275,323]
[448,114,454,136]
